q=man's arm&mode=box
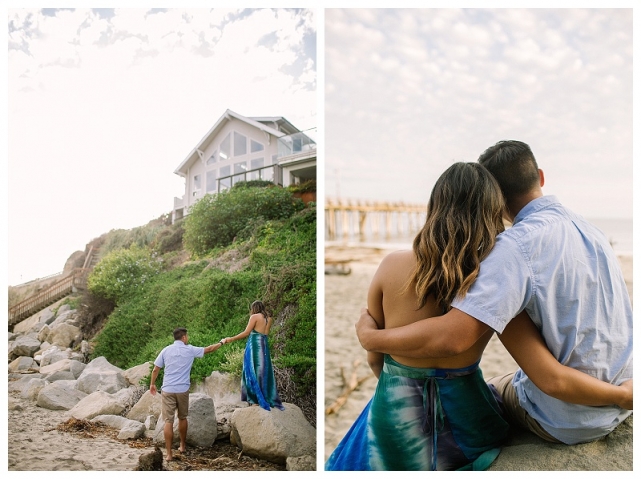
[499,311,633,409]
[149,365,161,395]
[355,307,490,358]
[203,341,224,354]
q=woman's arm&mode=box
[224,315,258,343]
[365,261,386,378]
[499,311,632,409]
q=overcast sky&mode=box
[325,8,633,221]
[6,7,316,286]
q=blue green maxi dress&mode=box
[325,355,509,471]
[241,330,284,411]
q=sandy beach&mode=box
[324,243,633,463]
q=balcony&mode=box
[276,129,317,160]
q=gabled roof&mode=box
[174,109,298,176]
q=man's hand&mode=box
[355,307,379,351]
[618,379,633,410]
[150,384,157,396]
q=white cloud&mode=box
[325,8,632,225]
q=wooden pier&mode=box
[325,198,426,241]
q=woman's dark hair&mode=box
[409,162,506,311]
[250,300,268,317]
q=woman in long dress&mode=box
[224,301,284,411]
[325,162,632,471]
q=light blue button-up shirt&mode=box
[154,340,205,394]
[452,195,633,444]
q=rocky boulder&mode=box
[37,382,88,410]
[67,390,127,420]
[126,390,162,423]
[153,393,218,448]
[76,357,128,394]
[230,402,316,464]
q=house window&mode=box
[250,139,264,153]
[193,174,201,196]
[206,170,217,193]
[233,161,247,185]
[207,150,217,165]
[219,165,231,191]
[219,133,231,161]
[250,158,264,180]
[234,132,247,156]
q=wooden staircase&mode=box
[8,246,100,331]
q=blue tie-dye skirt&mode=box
[241,330,284,411]
[325,355,509,471]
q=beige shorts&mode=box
[161,391,190,423]
[487,372,561,443]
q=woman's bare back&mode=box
[251,313,271,335]
[368,250,492,369]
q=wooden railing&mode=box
[8,268,91,330]
[325,198,426,241]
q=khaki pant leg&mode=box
[487,372,562,444]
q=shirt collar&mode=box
[512,195,560,225]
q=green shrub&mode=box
[183,186,305,255]
[87,246,164,303]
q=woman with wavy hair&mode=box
[325,162,631,471]
[224,300,284,411]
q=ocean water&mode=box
[326,217,633,256]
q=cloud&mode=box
[325,8,631,220]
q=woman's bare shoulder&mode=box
[378,250,415,270]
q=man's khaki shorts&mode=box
[161,391,190,423]
[487,372,561,443]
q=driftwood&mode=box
[325,359,373,415]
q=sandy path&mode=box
[7,388,146,471]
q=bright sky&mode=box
[325,8,633,221]
[6,7,316,286]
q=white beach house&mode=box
[171,109,316,223]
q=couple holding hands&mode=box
[150,300,283,462]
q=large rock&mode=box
[67,390,127,420]
[123,362,152,386]
[92,415,146,440]
[488,415,633,471]
[76,357,128,394]
[39,346,71,368]
[39,308,56,325]
[199,371,242,404]
[153,393,218,448]
[47,323,81,349]
[8,356,36,373]
[40,358,73,376]
[37,382,87,410]
[10,336,41,358]
[230,402,316,464]
[126,390,162,423]
[21,378,48,401]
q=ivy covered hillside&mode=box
[77,180,316,424]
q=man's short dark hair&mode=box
[173,328,187,340]
[478,140,540,201]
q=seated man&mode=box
[356,140,633,445]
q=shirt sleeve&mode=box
[154,349,165,368]
[451,235,532,334]
[191,345,205,358]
